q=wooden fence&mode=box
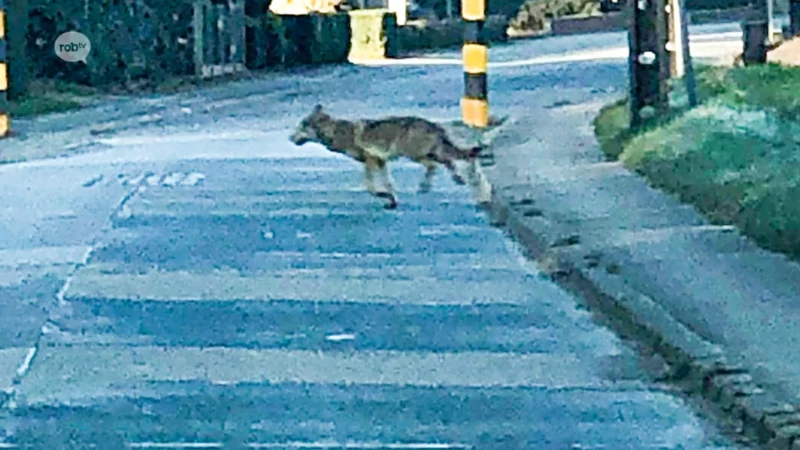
[193,0,246,78]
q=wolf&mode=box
[289,104,493,209]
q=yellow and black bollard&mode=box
[0,0,8,138]
[461,0,488,128]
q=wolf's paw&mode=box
[375,192,398,209]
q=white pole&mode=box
[767,0,776,43]
[669,0,685,78]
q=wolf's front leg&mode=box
[418,160,436,193]
[365,156,398,209]
[440,157,467,185]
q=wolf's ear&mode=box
[312,104,324,114]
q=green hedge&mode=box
[19,0,507,89]
[310,13,352,63]
[397,16,508,54]
[593,65,800,259]
[23,0,351,86]
[347,12,508,59]
[508,0,599,34]
[26,0,195,86]
[274,13,351,65]
[411,0,524,20]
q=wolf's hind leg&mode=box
[466,159,492,206]
[376,159,398,209]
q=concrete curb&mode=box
[484,185,800,450]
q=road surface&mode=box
[0,28,751,448]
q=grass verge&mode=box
[593,63,800,259]
[8,79,100,118]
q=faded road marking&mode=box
[64,266,543,306]
[161,172,186,186]
[180,172,206,186]
[18,346,609,405]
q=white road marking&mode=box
[161,172,186,186]
[137,113,164,124]
[419,225,487,237]
[0,245,92,267]
[351,39,742,69]
[117,204,133,220]
[0,442,473,449]
[14,347,37,378]
[180,172,206,186]
[124,173,147,186]
[325,333,356,342]
[146,174,164,186]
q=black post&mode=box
[0,0,9,138]
[6,0,26,100]
[461,0,488,127]
[790,0,800,36]
[628,0,670,128]
[742,1,768,65]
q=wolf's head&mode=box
[290,104,329,146]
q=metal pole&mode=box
[0,0,9,138]
[628,0,642,129]
[667,0,684,78]
[628,0,670,128]
[7,0,25,99]
[767,0,775,43]
[679,0,697,107]
[742,4,768,65]
[461,0,488,128]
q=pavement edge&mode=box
[484,185,800,450]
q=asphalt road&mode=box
[0,29,751,448]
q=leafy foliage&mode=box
[26,0,196,86]
[508,0,599,33]
[593,64,800,259]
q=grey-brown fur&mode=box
[290,104,492,209]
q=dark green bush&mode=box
[508,0,599,33]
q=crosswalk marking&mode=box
[114,171,206,188]
[123,173,147,186]
[0,442,473,449]
[146,174,163,186]
[161,172,186,186]
[10,156,741,449]
[63,266,541,306]
[18,346,606,401]
[0,245,92,267]
[180,172,206,186]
